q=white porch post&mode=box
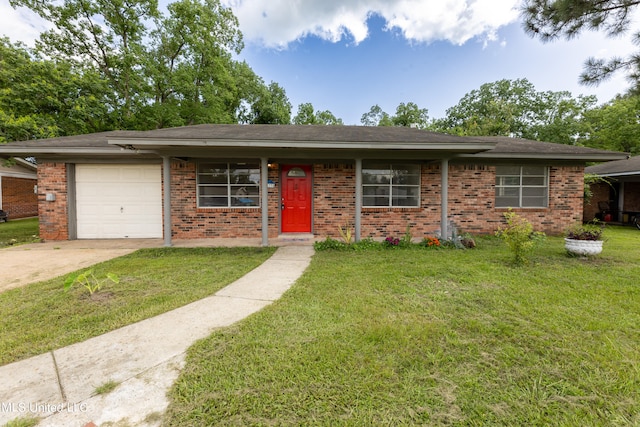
[441,158,449,240]
[261,157,269,246]
[355,158,362,242]
[163,156,172,247]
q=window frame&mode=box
[362,162,421,208]
[495,165,549,208]
[197,162,261,208]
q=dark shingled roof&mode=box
[586,155,640,176]
[0,124,628,162]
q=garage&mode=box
[75,164,162,239]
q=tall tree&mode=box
[522,0,640,89]
[0,38,110,142]
[361,104,393,126]
[145,0,244,128]
[361,102,428,127]
[432,78,594,143]
[293,103,343,125]
[579,94,640,154]
[11,0,159,125]
[10,0,280,131]
[392,102,429,128]
[245,81,292,124]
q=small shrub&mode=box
[495,210,546,265]
[352,237,382,251]
[314,237,350,251]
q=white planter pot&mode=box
[564,238,603,256]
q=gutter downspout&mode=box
[163,156,172,247]
[355,158,362,242]
[261,157,269,246]
[441,158,449,240]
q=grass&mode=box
[94,380,119,395]
[0,217,39,248]
[0,246,276,365]
[165,226,640,426]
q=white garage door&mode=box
[76,164,162,239]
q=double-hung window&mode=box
[495,166,548,208]
[362,163,420,207]
[197,162,260,208]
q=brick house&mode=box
[584,155,640,224]
[0,157,38,220]
[0,125,627,244]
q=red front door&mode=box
[281,165,312,233]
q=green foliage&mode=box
[314,237,351,251]
[3,417,39,427]
[431,78,595,143]
[522,0,640,89]
[583,173,613,205]
[579,94,640,154]
[94,380,119,395]
[6,0,285,133]
[565,220,605,241]
[495,210,546,265]
[64,269,120,295]
[360,102,429,128]
[293,102,343,125]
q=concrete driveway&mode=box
[0,239,165,293]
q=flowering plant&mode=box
[423,236,441,247]
[384,236,400,246]
[565,221,604,241]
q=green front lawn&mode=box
[0,217,39,248]
[0,247,276,365]
[165,227,640,426]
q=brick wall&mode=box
[37,162,69,240]
[313,163,356,236]
[1,176,38,219]
[322,163,584,239]
[623,182,640,212]
[169,160,280,239]
[35,160,587,241]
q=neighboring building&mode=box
[585,155,640,224]
[0,157,38,219]
[0,125,627,244]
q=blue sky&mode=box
[2,0,636,125]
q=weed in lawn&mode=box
[94,380,119,395]
[64,270,119,295]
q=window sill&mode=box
[495,207,548,212]
[196,207,260,213]
[362,207,422,212]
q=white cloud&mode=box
[223,0,520,48]
[0,3,52,46]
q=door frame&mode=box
[280,164,313,233]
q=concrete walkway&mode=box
[0,245,315,427]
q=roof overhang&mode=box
[103,138,497,161]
